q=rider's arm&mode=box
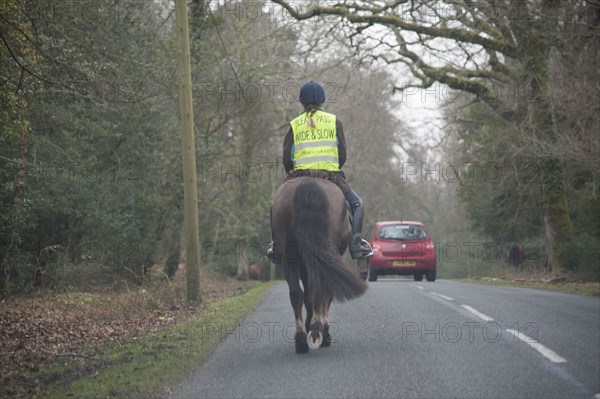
[336,119,347,169]
[282,127,294,173]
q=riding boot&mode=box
[266,207,281,264]
[346,195,372,259]
[266,205,274,262]
[266,241,274,261]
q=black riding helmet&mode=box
[299,81,325,106]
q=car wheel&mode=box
[414,273,423,281]
[426,270,436,282]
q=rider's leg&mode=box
[266,207,281,264]
[344,188,372,259]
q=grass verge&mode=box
[464,276,600,296]
[36,281,275,399]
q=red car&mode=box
[358,221,436,282]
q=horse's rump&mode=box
[273,177,367,303]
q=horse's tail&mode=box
[293,179,367,303]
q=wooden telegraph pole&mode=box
[174,0,201,302]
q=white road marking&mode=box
[460,304,494,322]
[430,292,454,301]
[593,393,600,399]
[417,288,571,368]
[413,285,424,290]
[506,329,567,364]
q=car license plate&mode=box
[393,260,415,267]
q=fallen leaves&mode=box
[0,297,186,377]
[0,271,259,396]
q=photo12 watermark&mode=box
[194,319,540,346]
[30,161,140,185]
[196,80,340,104]
[199,321,340,344]
[401,321,541,344]
[201,238,541,265]
[397,80,539,105]
[399,160,545,185]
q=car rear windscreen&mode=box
[378,224,428,240]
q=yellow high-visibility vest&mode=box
[290,110,339,171]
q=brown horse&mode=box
[271,176,368,354]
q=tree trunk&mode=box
[525,0,574,272]
[539,151,574,272]
[1,108,30,297]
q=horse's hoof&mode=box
[321,326,331,347]
[295,332,309,354]
[307,330,323,349]
[295,341,309,353]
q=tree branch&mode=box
[271,0,518,57]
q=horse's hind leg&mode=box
[308,291,332,349]
[284,263,308,354]
[321,297,333,347]
[300,266,313,335]
[302,271,324,349]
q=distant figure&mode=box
[508,243,526,268]
[248,263,262,281]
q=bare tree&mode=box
[271,0,600,272]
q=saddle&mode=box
[286,169,353,222]
[286,169,339,183]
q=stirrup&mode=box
[350,239,373,259]
[360,239,373,257]
[266,241,274,261]
[357,239,373,257]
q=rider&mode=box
[268,80,372,260]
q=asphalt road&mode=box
[173,279,600,399]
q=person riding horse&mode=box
[268,80,372,260]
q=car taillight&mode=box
[372,244,380,254]
[426,242,435,250]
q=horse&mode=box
[248,263,262,280]
[271,176,368,354]
[507,243,526,269]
